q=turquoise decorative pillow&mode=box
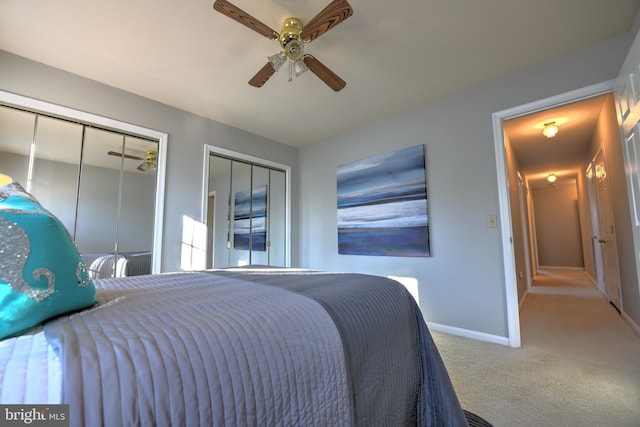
[0,182,96,339]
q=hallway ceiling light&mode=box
[547,173,557,183]
[542,121,559,138]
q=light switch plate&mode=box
[487,215,497,228]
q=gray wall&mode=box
[298,31,636,338]
[532,183,584,268]
[0,50,300,272]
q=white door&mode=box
[593,150,622,309]
[586,162,606,295]
[614,33,640,308]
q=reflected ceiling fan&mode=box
[108,149,157,172]
[212,0,353,91]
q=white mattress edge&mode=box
[0,326,61,404]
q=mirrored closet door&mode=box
[206,148,289,269]
[0,103,159,278]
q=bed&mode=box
[1,269,469,426]
[0,182,469,426]
[82,251,152,279]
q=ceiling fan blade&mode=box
[300,0,353,43]
[107,151,143,161]
[213,0,279,40]
[303,55,346,92]
[248,62,277,87]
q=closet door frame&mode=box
[202,144,291,268]
[0,90,168,273]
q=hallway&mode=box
[530,267,602,298]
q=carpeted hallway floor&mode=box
[432,269,640,426]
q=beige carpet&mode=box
[432,284,640,426]
[529,267,602,297]
[531,268,595,289]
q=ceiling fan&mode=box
[212,0,353,91]
[108,149,158,172]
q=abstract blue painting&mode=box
[337,145,430,257]
[233,185,267,251]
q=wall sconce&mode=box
[542,121,559,138]
[547,173,557,184]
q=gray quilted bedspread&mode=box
[44,269,467,427]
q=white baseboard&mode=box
[427,322,510,347]
[621,311,640,339]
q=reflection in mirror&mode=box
[206,150,288,269]
[0,106,34,186]
[76,129,158,252]
[207,155,232,268]
[31,117,84,233]
[0,108,83,233]
[230,161,252,267]
[250,165,270,266]
[76,128,121,254]
[118,136,157,253]
[269,169,287,266]
[0,103,159,279]
[77,129,158,278]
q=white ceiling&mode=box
[1,0,638,149]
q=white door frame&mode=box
[516,172,533,292]
[492,80,614,348]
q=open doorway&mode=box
[504,91,623,302]
[492,81,626,347]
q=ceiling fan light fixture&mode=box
[138,162,152,172]
[138,149,158,173]
[543,121,559,138]
[284,39,305,62]
[293,59,309,77]
[268,53,286,71]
